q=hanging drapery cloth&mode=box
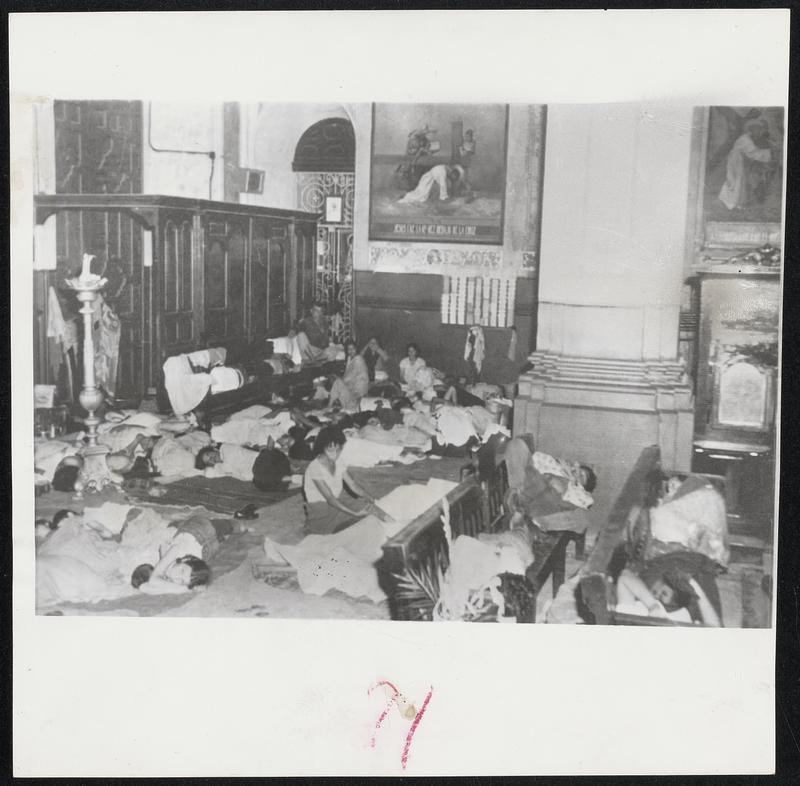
[507,325,518,361]
[46,286,67,380]
[464,326,486,374]
[46,286,80,400]
[91,293,121,398]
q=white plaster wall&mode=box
[238,102,353,209]
[537,104,694,359]
[142,102,224,200]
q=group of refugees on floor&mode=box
[34,301,730,626]
[34,302,521,605]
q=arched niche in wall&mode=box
[292,116,356,343]
[292,117,355,173]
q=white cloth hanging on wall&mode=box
[507,326,518,361]
[464,326,486,373]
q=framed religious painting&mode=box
[369,103,509,245]
[695,106,784,256]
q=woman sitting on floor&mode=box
[361,336,390,383]
[303,425,393,534]
[398,343,429,396]
[328,339,370,412]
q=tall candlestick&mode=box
[64,269,114,493]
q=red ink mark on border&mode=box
[367,681,400,748]
[368,680,433,770]
[401,686,433,770]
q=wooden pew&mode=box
[577,445,727,626]
[378,455,572,622]
[577,445,662,625]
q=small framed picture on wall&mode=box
[324,196,343,224]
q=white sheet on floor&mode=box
[339,437,404,468]
[82,502,137,536]
[229,404,272,420]
[262,479,458,601]
[211,411,293,446]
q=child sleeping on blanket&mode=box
[131,515,235,594]
[36,506,243,606]
[612,550,723,626]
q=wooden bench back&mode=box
[578,445,662,625]
[379,458,510,621]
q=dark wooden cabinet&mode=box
[34,194,319,404]
[689,262,780,536]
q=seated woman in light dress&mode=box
[328,340,370,412]
[302,425,392,535]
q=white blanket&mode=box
[262,479,458,601]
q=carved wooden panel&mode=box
[203,214,249,345]
[48,100,145,402]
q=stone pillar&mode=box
[515,104,696,523]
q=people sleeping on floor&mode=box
[35,505,241,606]
[35,439,82,489]
[641,470,729,568]
[195,443,297,492]
[295,302,343,364]
[302,425,393,534]
[328,340,370,412]
[131,515,235,594]
[613,553,723,626]
[209,406,294,447]
[400,398,509,457]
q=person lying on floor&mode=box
[36,506,164,606]
[102,429,210,479]
[642,470,729,568]
[400,398,507,457]
[303,425,393,534]
[195,443,297,492]
[612,550,723,626]
[209,406,295,448]
[130,515,234,595]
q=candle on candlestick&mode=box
[81,253,95,279]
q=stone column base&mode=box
[513,352,694,525]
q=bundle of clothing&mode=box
[162,348,238,415]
